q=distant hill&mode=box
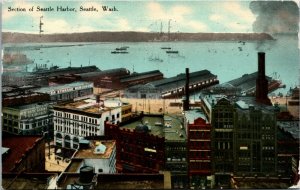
[2,32,274,43]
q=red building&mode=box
[187,117,211,188]
[105,122,165,173]
[2,135,45,173]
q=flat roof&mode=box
[74,140,116,159]
[54,99,111,115]
[184,109,207,123]
[33,81,93,93]
[57,173,165,189]
[121,116,164,137]
[163,115,186,141]
[121,114,186,141]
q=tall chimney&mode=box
[183,68,190,111]
[256,52,271,105]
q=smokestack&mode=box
[256,52,271,105]
[96,94,100,103]
[183,68,190,111]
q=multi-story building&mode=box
[53,99,123,150]
[65,140,116,174]
[105,115,165,173]
[33,81,94,102]
[2,102,53,135]
[201,95,278,188]
[2,135,45,173]
[185,110,212,189]
[164,115,187,189]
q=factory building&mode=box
[124,69,219,99]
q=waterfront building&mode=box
[120,70,164,87]
[2,102,53,135]
[124,69,219,99]
[53,99,123,150]
[2,135,45,173]
[33,81,94,102]
[2,85,49,107]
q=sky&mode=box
[1,0,299,34]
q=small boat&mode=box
[116,47,127,51]
[161,47,171,50]
[166,50,179,54]
[149,55,163,62]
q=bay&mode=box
[3,34,298,94]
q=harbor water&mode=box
[3,34,298,94]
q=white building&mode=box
[53,99,122,149]
[33,81,94,102]
[2,102,52,135]
[71,140,116,174]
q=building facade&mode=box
[70,140,116,174]
[2,102,53,135]
[187,117,212,189]
[2,135,45,173]
[53,99,122,150]
[33,81,94,102]
[207,97,278,188]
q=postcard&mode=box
[1,0,299,189]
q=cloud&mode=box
[209,14,224,22]
[147,2,192,22]
[116,18,131,31]
[185,21,209,32]
[223,2,255,24]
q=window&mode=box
[26,125,29,129]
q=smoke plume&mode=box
[250,1,299,34]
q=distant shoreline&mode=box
[2,32,274,43]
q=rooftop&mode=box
[54,99,111,115]
[2,135,44,173]
[163,114,186,141]
[33,81,93,94]
[57,173,166,190]
[148,70,216,91]
[2,173,57,190]
[121,115,164,137]
[121,114,186,141]
[79,68,129,78]
[120,70,163,83]
[184,109,207,123]
[74,140,116,159]
[202,94,275,113]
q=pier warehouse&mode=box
[124,70,219,99]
